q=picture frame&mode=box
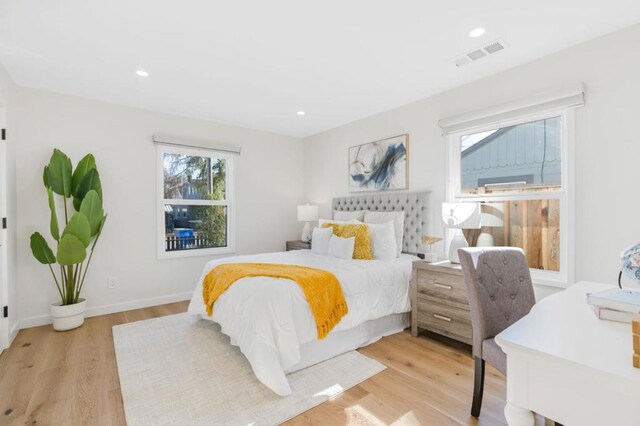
[348,134,409,192]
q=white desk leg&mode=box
[505,402,534,426]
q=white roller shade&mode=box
[153,134,241,154]
[438,84,586,134]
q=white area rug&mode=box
[113,313,385,425]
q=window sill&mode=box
[530,270,572,289]
[157,246,235,260]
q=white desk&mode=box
[496,281,640,426]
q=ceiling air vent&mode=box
[453,39,507,67]
[467,49,487,61]
[483,40,505,54]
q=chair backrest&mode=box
[458,247,536,358]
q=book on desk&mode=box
[586,287,640,323]
[586,287,640,369]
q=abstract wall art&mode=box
[348,134,409,192]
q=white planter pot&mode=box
[50,298,87,331]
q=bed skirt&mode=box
[285,312,410,373]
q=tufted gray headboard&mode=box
[332,191,432,254]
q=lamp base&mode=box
[476,232,494,247]
[301,222,313,243]
[448,233,469,264]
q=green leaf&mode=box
[99,213,107,234]
[57,234,87,265]
[62,212,91,247]
[43,165,51,188]
[47,149,73,197]
[79,190,104,236]
[30,232,56,264]
[71,154,96,196]
[47,187,60,241]
[96,214,107,241]
[73,168,102,211]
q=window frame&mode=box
[445,108,575,288]
[156,144,236,260]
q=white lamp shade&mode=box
[297,204,319,222]
[442,202,481,229]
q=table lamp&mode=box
[442,202,481,263]
[297,204,318,243]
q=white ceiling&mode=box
[1,1,639,138]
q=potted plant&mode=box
[30,149,107,331]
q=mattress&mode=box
[188,249,416,395]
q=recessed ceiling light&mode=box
[136,70,149,77]
[297,111,305,116]
[469,28,485,38]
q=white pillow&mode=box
[327,235,355,260]
[311,227,333,255]
[364,211,405,256]
[333,210,365,222]
[318,218,360,228]
[367,221,398,260]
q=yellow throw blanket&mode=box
[202,263,348,339]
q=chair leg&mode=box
[471,356,485,418]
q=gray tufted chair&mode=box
[458,247,536,419]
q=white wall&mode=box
[304,24,640,297]
[9,23,640,325]
[0,63,18,343]
[14,88,305,326]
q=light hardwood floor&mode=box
[0,303,547,425]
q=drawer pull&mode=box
[433,283,453,290]
[433,313,452,322]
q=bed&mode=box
[187,191,432,396]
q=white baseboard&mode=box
[9,320,19,345]
[18,291,193,330]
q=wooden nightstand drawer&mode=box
[411,260,472,345]
[416,297,472,344]
[416,269,469,306]
[286,240,311,251]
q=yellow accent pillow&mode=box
[322,223,373,260]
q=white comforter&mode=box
[187,250,413,395]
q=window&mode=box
[460,117,562,194]
[445,107,576,287]
[157,144,235,259]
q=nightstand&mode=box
[411,260,472,345]
[286,240,311,251]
